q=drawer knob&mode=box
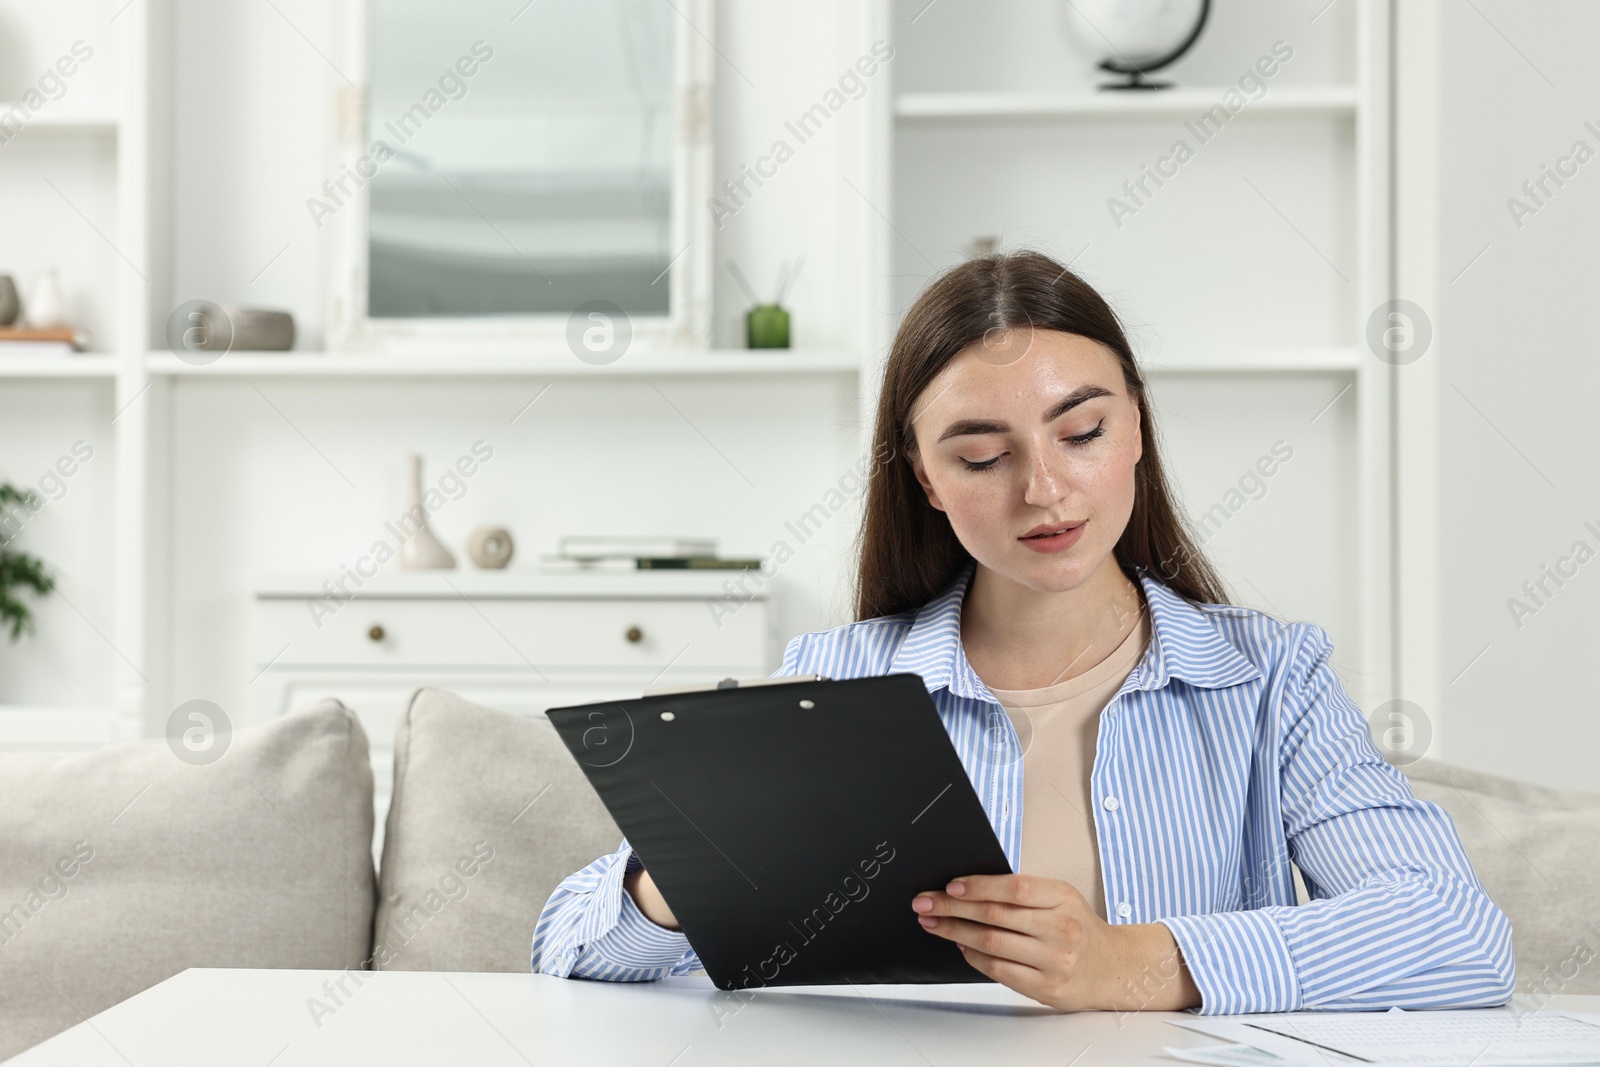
[625,626,643,644]
[368,624,386,642]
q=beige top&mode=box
[980,609,1150,921]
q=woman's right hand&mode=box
[624,864,680,930]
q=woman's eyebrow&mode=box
[934,385,1115,444]
[1040,384,1115,424]
[936,419,1004,444]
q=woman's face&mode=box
[907,328,1143,593]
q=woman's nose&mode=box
[1022,447,1066,506]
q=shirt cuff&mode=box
[1157,910,1302,1015]
[574,847,693,976]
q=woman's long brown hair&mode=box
[853,250,1229,621]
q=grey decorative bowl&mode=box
[192,306,296,351]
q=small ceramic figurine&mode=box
[467,526,515,569]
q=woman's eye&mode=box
[959,455,1001,472]
[1066,421,1106,446]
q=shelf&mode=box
[895,85,1359,122]
[256,569,764,600]
[146,349,862,378]
[0,106,119,133]
[0,355,118,378]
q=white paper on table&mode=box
[1168,1007,1600,1067]
[1168,1016,1364,1067]
[1162,1041,1292,1065]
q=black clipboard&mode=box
[545,673,1013,991]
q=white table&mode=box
[10,968,1592,1066]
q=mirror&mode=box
[329,0,712,351]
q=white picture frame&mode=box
[325,0,714,356]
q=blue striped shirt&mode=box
[530,561,1516,1014]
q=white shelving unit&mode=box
[0,0,156,747]
[866,0,1395,711]
[2,0,1397,746]
[895,85,1358,120]
[0,107,120,132]
[0,3,874,746]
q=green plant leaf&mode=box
[0,481,55,641]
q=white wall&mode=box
[1150,374,1359,661]
[1427,0,1600,789]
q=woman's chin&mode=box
[983,551,1099,595]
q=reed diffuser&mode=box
[727,256,805,349]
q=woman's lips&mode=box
[1019,521,1086,554]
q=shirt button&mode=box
[1102,796,1120,811]
[1116,902,1132,919]
[1002,802,1010,817]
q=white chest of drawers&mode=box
[250,571,772,859]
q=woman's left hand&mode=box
[911,874,1200,1012]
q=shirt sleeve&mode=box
[531,637,808,980]
[529,835,703,980]
[1156,623,1517,1015]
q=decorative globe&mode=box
[1060,0,1208,76]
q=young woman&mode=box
[531,251,1514,1015]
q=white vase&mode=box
[25,268,68,329]
[397,453,456,570]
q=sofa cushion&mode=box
[0,698,375,1060]
[373,687,622,972]
[1402,758,1600,995]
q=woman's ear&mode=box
[908,451,947,513]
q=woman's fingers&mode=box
[913,888,1049,936]
[944,873,1072,908]
[917,912,1059,971]
[955,942,1065,1007]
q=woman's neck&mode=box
[960,556,1146,691]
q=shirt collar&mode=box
[887,559,1262,702]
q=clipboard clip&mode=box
[642,673,829,697]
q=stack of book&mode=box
[539,536,762,572]
[0,327,85,357]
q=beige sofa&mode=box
[1,689,1593,1058]
[0,691,624,1060]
